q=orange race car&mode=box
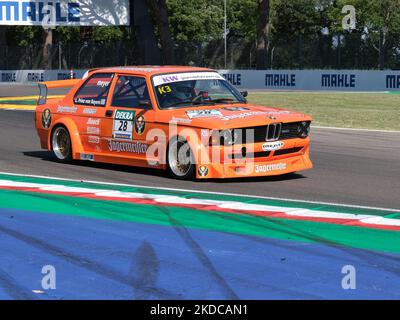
[35,66,312,180]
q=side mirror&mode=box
[138,100,152,108]
[240,91,248,98]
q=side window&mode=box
[74,73,114,107]
[111,76,149,108]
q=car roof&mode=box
[90,66,215,76]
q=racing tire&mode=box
[51,125,72,163]
[167,137,196,180]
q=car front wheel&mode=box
[167,137,195,180]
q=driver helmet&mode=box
[171,83,193,100]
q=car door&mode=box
[71,72,115,155]
[101,74,157,165]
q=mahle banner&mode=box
[0,0,130,26]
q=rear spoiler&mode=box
[37,79,81,105]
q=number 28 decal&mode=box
[113,110,135,140]
[118,121,128,131]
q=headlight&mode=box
[220,129,240,145]
[298,121,311,138]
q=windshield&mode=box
[153,72,246,109]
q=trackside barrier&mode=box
[218,70,400,91]
[1,69,400,91]
[0,70,86,83]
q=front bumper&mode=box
[195,140,312,179]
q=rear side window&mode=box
[74,73,114,107]
[111,76,149,108]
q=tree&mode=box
[365,0,400,69]
[41,29,53,69]
[167,0,223,42]
[146,0,175,64]
[256,0,270,70]
[131,0,161,64]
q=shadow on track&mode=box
[22,150,307,184]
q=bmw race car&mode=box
[35,66,312,180]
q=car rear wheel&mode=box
[167,137,195,180]
[51,126,72,163]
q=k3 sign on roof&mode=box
[0,0,130,26]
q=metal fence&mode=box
[0,34,399,70]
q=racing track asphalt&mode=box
[0,108,399,210]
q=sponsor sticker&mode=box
[87,127,100,135]
[87,118,100,126]
[107,140,148,154]
[97,80,111,88]
[83,108,97,115]
[157,85,172,95]
[255,163,287,173]
[113,110,135,140]
[170,117,192,124]
[220,110,292,121]
[134,115,146,135]
[41,109,52,129]
[88,136,100,144]
[186,109,222,119]
[74,97,106,106]
[80,154,94,161]
[153,72,224,86]
[223,106,250,111]
[262,141,284,152]
[57,106,77,113]
[220,111,266,121]
[266,111,292,116]
[198,165,209,177]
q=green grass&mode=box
[0,99,37,105]
[1,92,399,131]
[248,92,400,131]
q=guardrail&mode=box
[1,69,400,91]
[0,70,86,83]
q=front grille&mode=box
[229,151,271,160]
[274,147,303,156]
[229,147,303,160]
[235,122,307,143]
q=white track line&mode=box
[312,126,400,133]
[3,179,400,228]
[0,171,399,213]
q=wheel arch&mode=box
[166,128,204,166]
[48,118,84,157]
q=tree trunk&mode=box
[379,29,385,70]
[256,0,269,70]
[145,0,175,65]
[42,29,53,69]
[132,0,161,65]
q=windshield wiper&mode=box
[165,100,194,108]
[209,98,238,104]
[165,98,237,109]
[192,100,217,105]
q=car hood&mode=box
[157,104,312,129]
